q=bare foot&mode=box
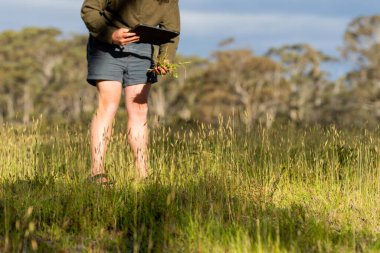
[90,173,113,186]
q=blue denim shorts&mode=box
[86,36,158,88]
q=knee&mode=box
[98,101,119,117]
[127,103,149,122]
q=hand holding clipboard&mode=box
[130,24,180,45]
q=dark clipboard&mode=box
[130,24,180,45]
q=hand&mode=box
[152,65,169,75]
[112,28,140,46]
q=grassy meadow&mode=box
[1,118,380,252]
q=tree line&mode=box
[0,15,379,128]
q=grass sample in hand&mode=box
[149,59,190,78]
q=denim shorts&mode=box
[86,36,158,88]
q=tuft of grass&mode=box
[1,120,380,252]
[149,58,191,78]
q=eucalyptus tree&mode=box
[182,49,284,128]
[42,34,93,122]
[267,44,335,124]
[0,27,62,123]
[343,15,380,69]
[148,55,208,125]
[340,15,380,126]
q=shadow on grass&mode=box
[0,174,377,252]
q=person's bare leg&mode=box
[91,81,122,178]
[124,83,152,179]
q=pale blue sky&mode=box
[1,0,379,77]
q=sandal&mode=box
[88,173,114,187]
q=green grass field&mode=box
[1,119,380,252]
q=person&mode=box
[80,0,180,183]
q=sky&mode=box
[1,0,379,78]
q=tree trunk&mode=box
[23,85,33,124]
[5,95,15,120]
[73,96,81,121]
[150,87,166,119]
[0,109,3,125]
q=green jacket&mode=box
[81,0,180,61]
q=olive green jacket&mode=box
[81,0,180,61]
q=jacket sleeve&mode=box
[81,0,117,44]
[158,0,180,62]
